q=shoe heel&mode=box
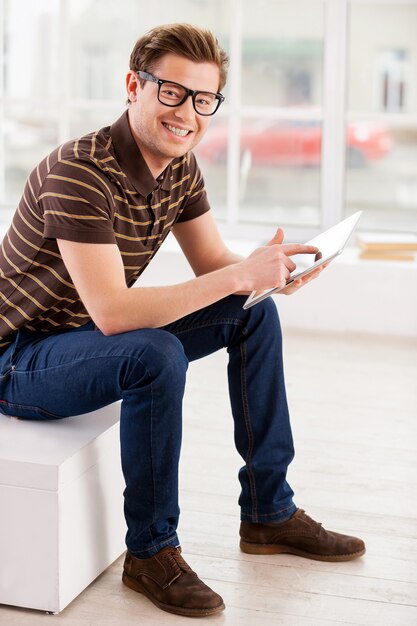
[240,539,286,555]
[122,571,144,595]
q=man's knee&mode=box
[105,328,188,392]
[130,328,188,380]
[257,296,279,319]
[247,296,280,329]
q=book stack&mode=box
[357,233,417,261]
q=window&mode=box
[346,1,417,233]
[1,0,416,237]
[378,49,409,113]
[194,0,325,233]
[0,0,60,222]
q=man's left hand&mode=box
[279,263,327,295]
[268,228,329,296]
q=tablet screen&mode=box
[243,211,362,309]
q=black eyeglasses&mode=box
[137,71,225,116]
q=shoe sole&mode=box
[122,571,225,617]
[240,540,366,562]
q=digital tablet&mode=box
[243,211,362,309]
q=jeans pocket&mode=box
[0,400,65,421]
[0,348,14,380]
[0,329,25,378]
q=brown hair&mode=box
[129,23,229,98]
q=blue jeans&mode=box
[0,295,296,557]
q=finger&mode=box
[299,267,323,283]
[283,255,296,272]
[285,268,322,293]
[280,243,319,256]
[267,227,284,247]
[280,279,303,295]
[303,262,329,277]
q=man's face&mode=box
[126,53,221,175]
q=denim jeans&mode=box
[0,295,296,557]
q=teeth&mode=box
[164,123,189,137]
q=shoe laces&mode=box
[164,547,193,575]
[298,509,324,532]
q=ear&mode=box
[126,71,139,103]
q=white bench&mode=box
[0,403,126,613]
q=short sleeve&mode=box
[176,152,211,223]
[39,159,116,243]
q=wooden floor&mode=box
[1,328,416,625]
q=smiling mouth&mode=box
[163,123,191,137]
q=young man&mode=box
[0,24,365,618]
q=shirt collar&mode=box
[110,110,172,196]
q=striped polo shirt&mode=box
[0,110,210,352]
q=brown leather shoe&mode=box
[122,546,225,617]
[240,509,366,562]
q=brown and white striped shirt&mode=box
[0,110,210,352]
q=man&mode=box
[0,23,365,618]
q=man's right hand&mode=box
[235,228,319,293]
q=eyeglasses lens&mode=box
[158,82,218,115]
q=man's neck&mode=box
[127,110,172,180]
[136,146,171,180]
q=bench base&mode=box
[0,404,126,612]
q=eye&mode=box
[162,89,180,98]
[160,83,183,100]
[196,93,216,107]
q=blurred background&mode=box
[0,0,416,334]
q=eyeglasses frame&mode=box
[136,70,225,116]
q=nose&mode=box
[173,95,195,121]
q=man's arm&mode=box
[172,211,326,296]
[57,239,236,335]
[172,211,243,275]
[57,227,311,334]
